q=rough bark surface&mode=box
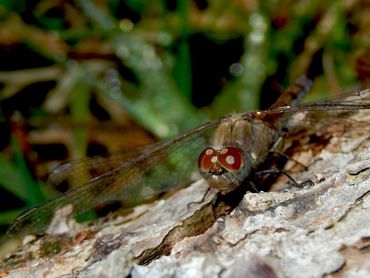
[1,109,370,278]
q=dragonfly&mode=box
[8,76,370,236]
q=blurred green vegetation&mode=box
[0,0,369,239]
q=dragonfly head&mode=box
[198,146,249,193]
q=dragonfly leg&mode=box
[255,168,297,186]
[264,136,309,170]
[186,187,215,211]
[268,150,309,170]
[254,168,313,188]
[248,181,261,192]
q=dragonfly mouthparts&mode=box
[209,166,227,175]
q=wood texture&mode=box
[2,107,370,278]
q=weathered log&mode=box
[1,107,370,278]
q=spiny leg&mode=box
[265,136,309,170]
[268,150,309,170]
[248,180,262,192]
[254,168,313,188]
[186,186,216,211]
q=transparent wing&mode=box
[47,145,159,189]
[251,88,370,128]
[266,88,370,113]
[8,119,220,235]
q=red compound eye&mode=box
[217,147,243,171]
[198,148,217,171]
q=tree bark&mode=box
[2,108,370,278]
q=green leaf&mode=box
[105,34,205,138]
[0,154,30,201]
[0,142,45,205]
[0,208,25,225]
[210,12,269,116]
